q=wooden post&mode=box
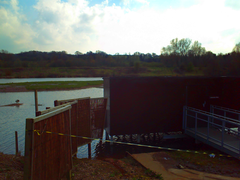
[24,118,34,180]
[36,111,41,117]
[54,100,58,107]
[34,90,38,116]
[99,138,103,146]
[66,170,72,180]
[88,143,91,159]
[15,131,19,156]
[137,134,140,143]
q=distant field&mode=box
[0,81,103,92]
[0,67,205,78]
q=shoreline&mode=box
[0,84,103,93]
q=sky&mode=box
[0,0,240,55]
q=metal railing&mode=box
[183,106,240,158]
[210,105,240,136]
[210,105,240,122]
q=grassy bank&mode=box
[0,81,103,92]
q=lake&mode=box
[0,77,103,84]
[0,77,104,158]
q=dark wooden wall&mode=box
[104,77,240,135]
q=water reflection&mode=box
[0,88,103,158]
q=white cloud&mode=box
[0,0,239,54]
[10,0,19,12]
[0,1,36,52]
[95,0,239,54]
[121,0,149,6]
[135,0,149,5]
[225,0,240,10]
[0,0,8,4]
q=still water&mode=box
[0,78,104,158]
[0,77,103,84]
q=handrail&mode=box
[186,106,240,126]
[183,106,240,158]
[211,105,240,114]
[210,105,240,125]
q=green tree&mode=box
[232,42,240,53]
[190,41,206,56]
[75,51,82,55]
[161,38,192,56]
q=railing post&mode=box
[210,105,212,123]
[195,112,198,138]
[212,107,215,124]
[207,116,210,141]
[239,134,240,156]
[221,120,225,147]
[182,106,186,130]
[238,114,240,136]
[238,114,240,155]
[185,106,187,130]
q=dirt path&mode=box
[131,152,240,180]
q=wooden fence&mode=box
[54,97,108,148]
[24,97,107,180]
[24,103,72,180]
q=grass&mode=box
[0,66,206,78]
[0,80,103,91]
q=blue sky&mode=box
[0,0,240,54]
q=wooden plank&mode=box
[24,118,34,180]
[57,97,90,104]
[33,105,71,123]
[77,98,92,146]
[39,102,76,116]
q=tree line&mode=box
[0,39,240,76]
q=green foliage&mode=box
[0,43,239,77]
[232,42,240,53]
[186,62,194,72]
[0,81,103,91]
[144,168,163,180]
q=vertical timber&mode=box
[24,118,34,180]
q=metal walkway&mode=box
[183,106,240,159]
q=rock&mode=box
[177,164,184,169]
